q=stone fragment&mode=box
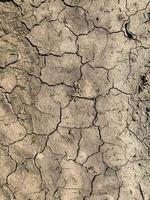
[41,54,81,85]
[59,7,93,35]
[8,160,43,199]
[27,21,77,55]
[0,145,16,186]
[61,98,95,128]
[0,40,18,68]
[77,65,111,98]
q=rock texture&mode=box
[0,0,150,199]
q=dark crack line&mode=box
[139,184,145,200]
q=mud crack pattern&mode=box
[0,0,150,199]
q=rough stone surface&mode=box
[0,0,149,199]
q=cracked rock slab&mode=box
[0,0,150,200]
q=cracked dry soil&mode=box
[0,0,150,199]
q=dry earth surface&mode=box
[0,0,150,199]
